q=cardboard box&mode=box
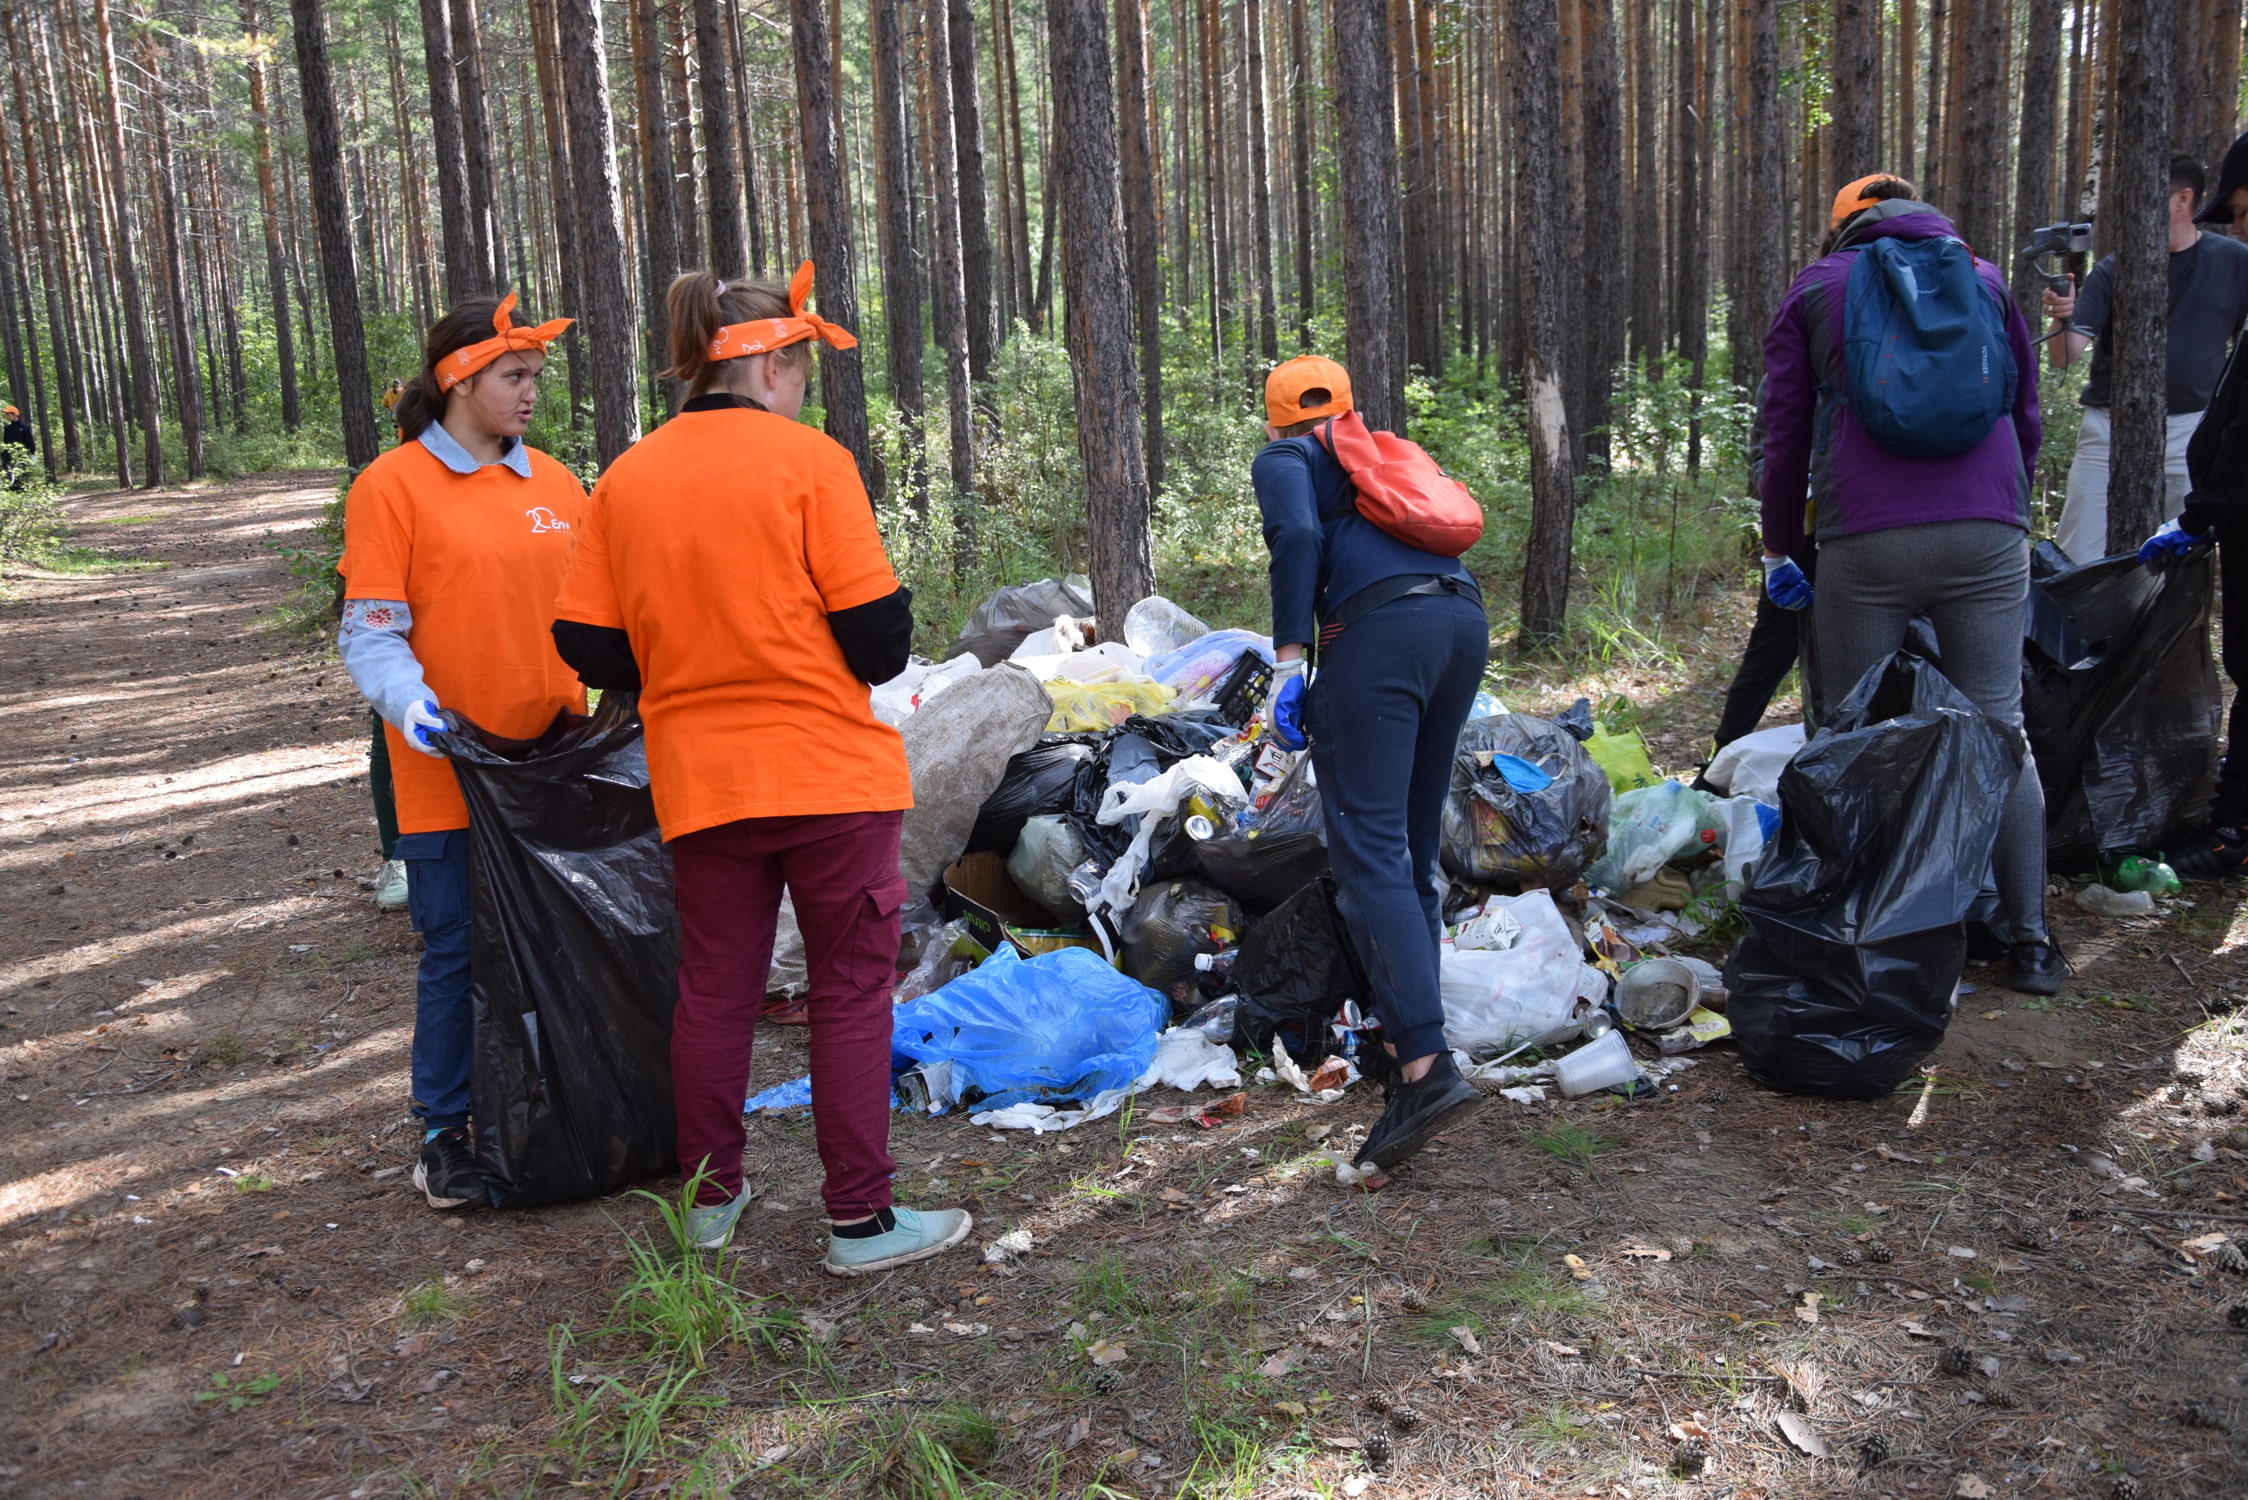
[941,852,1105,961]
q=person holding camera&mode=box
[2042,156,2248,564]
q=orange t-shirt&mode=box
[339,440,589,833]
[552,406,911,840]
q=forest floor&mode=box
[4,473,2248,1500]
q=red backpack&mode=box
[1313,410,1485,556]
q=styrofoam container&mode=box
[1554,1029,1640,1097]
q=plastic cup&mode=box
[1554,1029,1640,1097]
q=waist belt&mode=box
[1316,573,1484,656]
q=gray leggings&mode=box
[1814,519,2049,943]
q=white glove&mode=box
[1269,654,1307,686]
[401,699,448,758]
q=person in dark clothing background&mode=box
[1251,354,1487,1175]
[2,402,33,488]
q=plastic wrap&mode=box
[1007,815,1089,920]
[890,945,1167,1111]
[1123,596,1213,657]
[1440,714,1613,892]
[1703,723,1807,804]
[1584,781,1712,893]
[1437,890,1591,1054]
[1722,653,2022,1100]
[436,696,676,1208]
[1145,629,1277,703]
[1195,756,1328,911]
[946,575,1096,666]
[1046,679,1177,731]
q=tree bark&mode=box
[415,0,477,302]
[1289,0,1314,347]
[632,0,681,408]
[1734,0,1784,396]
[1394,0,1436,378]
[1513,0,1573,646]
[287,0,379,470]
[694,0,748,274]
[2106,0,2176,552]
[870,0,925,514]
[1047,0,1155,641]
[1957,0,2010,257]
[1244,0,1279,363]
[1116,0,1165,491]
[924,0,977,562]
[790,0,873,487]
[727,0,768,274]
[1578,0,1622,466]
[90,0,161,486]
[7,6,79,468]
[1628,0,1660,371]
[2010,0,2063,315]
[138,30,205,479]
[557,0,644,468]
[947,0,1000,377]
[1332,0,1407,434]
[1829,0,1880,185]
[450,0,505,290]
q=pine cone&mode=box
[1086,1368,1120,1396]
[1388,1404,1422,1432]
[1400,1287,1428,1313]
[1362,1390,1393,1414]
[1937,1345,1975,1378]
[1705,1087,1729,1103]
[2179,1400,2232,1431]
[2214,1241,2248,1276]
[1671,1438,1707,1476]
[1856,1433,1891,1472]
[2228,1303,2248,1329]
[1362,1430,1393,1465]
[2068,1204,2095,1222]
[1839,1247,1865,1267]
[1866,1240,1895,1264]
[1979,1382,2019,1409]
[2006,1217,2059,1253]
[2111,1473,2142,1500]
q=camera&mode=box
[2019,222,2094,293]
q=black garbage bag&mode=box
[1722,652,2022,1101]
[2022,549,2220,870]
[437,697,679,1207]
[945,575,1097,666]
[1118,877,1243,1009]
[1117,711,1236,762]
[1196,757,1328,911]
[967,735,1105,854]
[1232,875,1363,1066]
[1439,714,1612,892]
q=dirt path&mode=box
[4,473,2247,1499]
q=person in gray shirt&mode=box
[2040,155,2248,563]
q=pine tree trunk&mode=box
[91,0,162,486]
[1830,0,1880,184]
[632,0,681,408]
[694,0,748,274]
[727,0,768,274]
[989,0,1020,331]
[947,0,1000,378]
[1513,0,1574,646]
[287,0,378,470]
[790,0,873,487]
[556,0,645,468]
[1116,0,1166,491]
[2211,1,2245,177]
[870,0,926,515]
[1244,0,1279,363]
[2010,0,2062,314]
[1735,0,1783,393]
[2106,0,2176,552]
[924,0,977,560]
[1332,0,1407,434]
[1579,0,1622,467]
[1628,0,1660,371]
[1955,0,2009,257]
[1923,0,1949,207]
[1046,0,1155,642]
[1001,0,1037,322]
[1289,0,1314,347]
[450,0,505,289]
[415,0,477,303]
[1394,0,1434,377]
[527,0,586,437]
[138,31,206,479]
[7,7,79,468]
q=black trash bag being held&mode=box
[1439,714,1612,892]
[436,697,678,1207]
[1232,875,1363,1067]
[1722,653,2022,1101]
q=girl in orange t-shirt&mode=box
[338,296,585,1213]
[553,265,970,1275]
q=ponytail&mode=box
[663,270,799,394]
[394,295,535,440]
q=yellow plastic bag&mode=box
[1583,695,1660,792]
[1044,678,1176,731]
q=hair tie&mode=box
[714,279,727,296]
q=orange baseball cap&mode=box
[1,404,16,417]
[1830,173,1910,229]
[1265,355,1353,426]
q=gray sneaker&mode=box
[686,1189,749,1251]
[823,1206,974,1277]
[373,859,409,912]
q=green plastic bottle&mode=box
[2101,855,2183,897]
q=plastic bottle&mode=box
[1193,947,1240,982]
[2099,855,2182,897]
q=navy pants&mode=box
[1304,592,1489,1063]
[397,828,473,1129]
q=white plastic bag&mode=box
[1437,890,1587,1053]
[1584,780,1711,892]
[1137,1025,1243,1092]
[1123,596,1213,657]
[869,653,981,726]
[1703,723,1806,805]
[1092,755,1249,914]
[1705,794,1771,895]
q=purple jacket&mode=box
[1759,203,2041,558]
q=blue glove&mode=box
[1268,667,1308,751]
[1762,555,1812,611]
[402,699,448,758]
[2137,519,2207,566]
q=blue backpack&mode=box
[1841,235,2016,458]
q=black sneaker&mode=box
[2006,940,2067,997]
[1353,1052,1481,1173]
[411,1126,489,1209]
[2171,824,2248,882]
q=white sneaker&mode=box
[373,859,409,911]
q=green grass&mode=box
[825,1402,1004,1500]
[193,1369,281,1412]
[399,1275,465,1328]
[1516,1401,1591,1451]
[1525,1123,1622,1166]
[607,1174,814,1369]
[1071,1251,1154,1321]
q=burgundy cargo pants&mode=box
[668,810,905,1218]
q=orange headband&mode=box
[434,294,574,392]
[707,260,859,361]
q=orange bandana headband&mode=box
[435,294,574,392]
[708,260,859,361]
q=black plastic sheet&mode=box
[1439,714,1612,892]
[1195,757,1328,911]
[945,576,1097,666]
[437,696,679,1207]
[1723,653,2022,1101]
[2022,548,2220,870]
[966,736,1104,854]
[1232,875,1363,1065]
[1118,877,1243,1010]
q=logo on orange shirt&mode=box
[526,507,572,533]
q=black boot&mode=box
[1354,1051,1481,1173]
[2006,939,2067,997]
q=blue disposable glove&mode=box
[1762,554,1812,611]
[1267,661,1308,751]
[2137,519,2207,566]
[402,699,448,758]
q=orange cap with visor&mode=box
[1830,173,1911,229]
[1265,355,1353,427]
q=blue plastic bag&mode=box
[890,945,1167,1111]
